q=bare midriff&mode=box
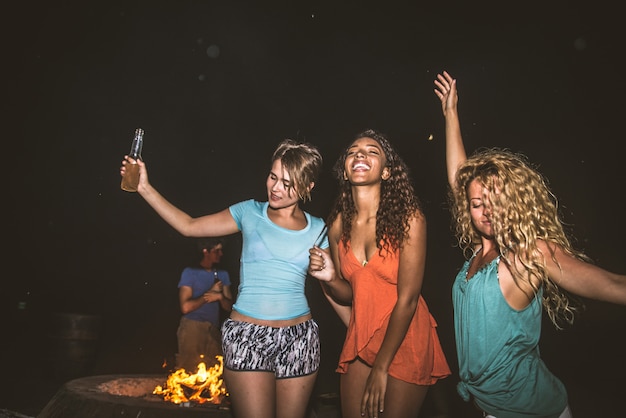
[229,310,312,327]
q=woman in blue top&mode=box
[120,139,328,418]
[434,71,626,418]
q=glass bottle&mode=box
[121,128,144,192]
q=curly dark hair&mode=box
[327,129,422,254]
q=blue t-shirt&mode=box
[229,199,329,320]
[178,267,231,324]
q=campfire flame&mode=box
[153,355,228,405]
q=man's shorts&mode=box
[221,318,320,378]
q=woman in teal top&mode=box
[453,257,567,417]
[434,71,626,417]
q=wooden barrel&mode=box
[48,313,102,381]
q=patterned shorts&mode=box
[221,318,320,378]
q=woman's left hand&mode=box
[361,367,388,418]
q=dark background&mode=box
[3,0,625,416]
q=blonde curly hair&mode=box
[449,148,589,328]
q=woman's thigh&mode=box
[340,359,429,418]
[276,372,318,418]
[383,376,428,418]
[223,369,275,418]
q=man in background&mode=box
[176,237,233,372]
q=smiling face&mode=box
[467,178,494,238]
[266,158,302,210]
[343,137,390,185]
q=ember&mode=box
[153,355,228,405]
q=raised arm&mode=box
[120,156,240,237]
[434,71,466,189]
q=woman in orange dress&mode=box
[308,129,450,418]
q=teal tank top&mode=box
[452,256,567,418]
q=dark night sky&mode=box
[4,0,626,410]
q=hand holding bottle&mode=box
[120,155,149,193]
[120,128,144,192]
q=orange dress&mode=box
[336,240,451,385]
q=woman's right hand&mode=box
[120,155,149,192]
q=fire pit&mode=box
[37,374,232,418]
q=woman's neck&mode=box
[267,204,307,230]
[351,185,380,217]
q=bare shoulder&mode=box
[535,238,559,255]
[535,238,572,268]
[410,208,426,225]
[404,209,427,247]
[328,216,342,244]
[407,208,427,233]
